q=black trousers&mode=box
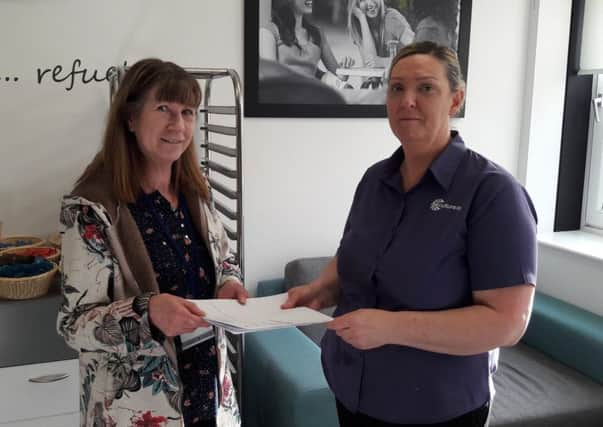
[336,400,489,427]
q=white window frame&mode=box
[584,73,603,231]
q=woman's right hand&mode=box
[281,282,325,310]
[283,257,340,310]
[282,279,340,311]
[149,293,209,337]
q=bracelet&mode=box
[132,292,155,316]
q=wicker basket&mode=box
[47,233,61,249]
[0,262,58,300]
[0,246,61,264]
[0,235,44,251]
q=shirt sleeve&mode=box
[467,174,538,291]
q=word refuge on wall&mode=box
[37,58,129,91]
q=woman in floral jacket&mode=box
[57,59,246,427]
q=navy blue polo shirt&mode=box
[321,132,537,424]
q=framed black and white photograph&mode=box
[244,0,472,118]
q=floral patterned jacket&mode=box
[56,170,242,427]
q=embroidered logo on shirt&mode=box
[430,198,462,212]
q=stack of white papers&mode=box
[188,292,333,334]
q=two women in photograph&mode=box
[258,0,462,101]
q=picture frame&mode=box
[244,0,472,118]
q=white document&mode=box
[188,293,333,334]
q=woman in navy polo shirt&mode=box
[283,41,537,426]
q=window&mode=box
[555,0,603,232]
[580,0,603,230]
[584,73,603,229]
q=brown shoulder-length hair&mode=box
[77,58,209,203]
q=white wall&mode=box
[0,0,244,235]
[517,0,603,316]
[519,0,572,234]
[0,0,540,295]
[538,243,603,315]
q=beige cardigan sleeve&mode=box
[56,196,164,357]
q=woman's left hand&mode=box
[327,309,393,350]
[217,280,248,304]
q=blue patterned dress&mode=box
[129,191,218,426]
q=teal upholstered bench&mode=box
[244,263,603,427]
[522,292,603,383]
[244,279,337,427]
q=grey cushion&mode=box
[284,257,331,290]
[491,343,603,426]
[284,257,334,345]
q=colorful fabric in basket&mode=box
[0,239,37,249]
[10,247,57,258]
[0,257,53,278]
[0,254,35,266]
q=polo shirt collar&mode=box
[380,131,467,192]
[429,131,466,191]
